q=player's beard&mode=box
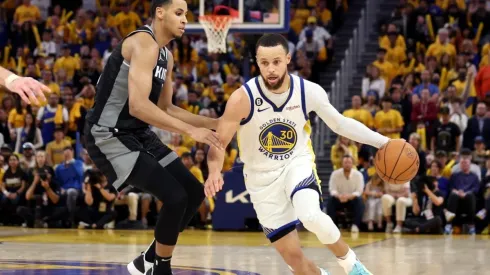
[261,71,287,91]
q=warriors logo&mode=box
[258,119,297,160]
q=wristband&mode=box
[3,190,9,196]
[5,74,20,88]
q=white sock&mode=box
[337,248,357,274]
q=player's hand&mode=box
[204,172,224,197]
[190,128,223,150]
[6,76,49,105]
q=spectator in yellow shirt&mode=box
[223,144,238,172]
[14,0,41,27]
[115,2,143,38]
[53,46,80,81]
[384,34,407,69]
[372,48,396,87]
[343,95,374,128]
[426,28,457,64]
[379,24,406,51]
[167,133,190,157]
[331,136,358,170]
[181,152,204,183]
[374,96,404,139]
[184,91,202,115]
[95,4,117,28]
[45,128,72,166]
[8,99,27,131]
[67,9,93,45]
[222,75,241,100]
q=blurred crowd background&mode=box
[0,0,341,230]
[0,0,489,235]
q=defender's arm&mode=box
[126,33,221,148]
[157,51,218,130]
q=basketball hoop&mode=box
[199,15,234,54]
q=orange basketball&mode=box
[374,139,420,184]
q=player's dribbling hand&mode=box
[190,128,223,150]
[6,76,49,105]
[204,172,224,197]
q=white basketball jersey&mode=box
[237,74,313,171]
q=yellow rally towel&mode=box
[53,104,64,125]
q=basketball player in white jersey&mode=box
[205,34,394,275]
[0,65,49,105]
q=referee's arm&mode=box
[157,51,218,130]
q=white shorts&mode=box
[243,154,321,241]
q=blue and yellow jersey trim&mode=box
[304,120,321,188]
[240,83,254,125]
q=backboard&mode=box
[185,0,290,34]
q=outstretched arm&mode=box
[0,66,49,105]
[205,88,249,197]
[157,51,218,130]
[309,83,390,148]
[126,33,222,149]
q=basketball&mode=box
[374,139,420,184]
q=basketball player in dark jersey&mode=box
[85,1,222,274]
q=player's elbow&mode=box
[128,98,145,117]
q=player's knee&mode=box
[187,181,205,205]
[296,208,323,228]
[296,209,340,245]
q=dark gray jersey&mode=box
[86,25,169,130]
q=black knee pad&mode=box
[165,160,205,206]
[126,152,188,205]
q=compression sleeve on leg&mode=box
[292,189,341,245]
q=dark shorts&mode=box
[85,123,178,191]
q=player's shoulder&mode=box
[125,31,159,53]
[228,86,248,103]
[226,87,250,119]
[298,77,327,104]
[292,75,323,93]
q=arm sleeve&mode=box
[306,83,390,148]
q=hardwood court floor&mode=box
[0,227,489,274]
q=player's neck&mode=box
[262,75,290,95]
[150,23,173,48]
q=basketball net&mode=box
[199,15,233,54]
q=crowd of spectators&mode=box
[0,0,344,230]
[332,0,490,235]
